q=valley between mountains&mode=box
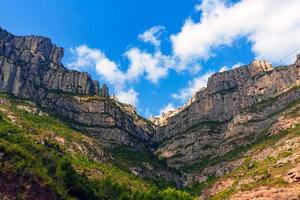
[1,27,300,199]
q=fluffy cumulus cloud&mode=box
[68,45,125,91]
[172,71,214,102]
[125,48,174,83]
[68,45,139,105]
[116,88,139,106]
[171,0,300,63]
[159,103,176,115]
[68,44,174,87]
[67,27,176,106]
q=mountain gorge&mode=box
[1,27,300,199]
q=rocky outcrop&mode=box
[37,94,154,147]
[0,27,113,98]
[0,27,153,148]
[183,90,300,186]
[154,57,300,168]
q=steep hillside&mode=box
[0,27,187,199]
[0,94,191,199]
[182,89,300,199]
[153,58,300,199]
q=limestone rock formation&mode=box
[0,27,153,148]
[99,83,109,97]
[0,27,114,99]
[154,57,300,168]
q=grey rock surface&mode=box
[0,27,154,148]
[154,57,300,168]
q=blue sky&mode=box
[1,0,300,117]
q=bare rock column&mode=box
[295,54,300,66]
[100,83,109,97]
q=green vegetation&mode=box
[185,176,217,196]
[210,186,237,200]
[0,94,195,200]
[194,124,300,199]
[2,83,300,199]
[159,121,224,147]
[182,130,288,173]
[112,148,168,169]
[181,94,300,174]
[242,85,300,115]
[111,148,179,189]
[244,96,278,113]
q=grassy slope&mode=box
[183,95,300,199]
[207,124,300,199]
[0,94,194,200]
[2,89,300,199]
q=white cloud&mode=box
[68,0,300,112]
[171,0,300,63]
[172,71,214,102]
[219,62,244,72]
[125,48,174,83]
[68,44,175,88]
[67,46,141,106]
[219,65,229,72]
[68,45,125,90]
[138,26,165,48]
[159,103,176,115]
[171,62,246,102]
[232,62,243,69]
[144,107,153,118]
[116,88,139,106]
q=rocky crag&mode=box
[0,27,154,149]
[154,59,300,167]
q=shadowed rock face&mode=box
[0,27,154,148]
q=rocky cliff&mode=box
[0,27,154,148]
[154,59,300,168]
[0,28,98,96]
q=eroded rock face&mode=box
[37,94,154,147]
[0,28,101,98]
[0,27,154,148]
[1,30,95,96]
[154,58,300,168]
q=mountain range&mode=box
[1,27,300,199]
